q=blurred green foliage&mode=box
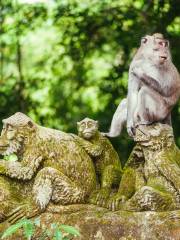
[0,0,180,164]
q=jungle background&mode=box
[0,0,180,165]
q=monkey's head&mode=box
[134,123,174,147]
[138,33,171,66]
[0,112,36,156]
[77,118,99,140]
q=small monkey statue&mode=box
[104,33,180,138]
[71,117,122,207]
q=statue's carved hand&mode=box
[69,133,78,138]
[7,203,41,224]
[89,187,111,207]
[69,134,82,142]
[106,193,126,211]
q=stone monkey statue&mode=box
[71,117,122,207]
[0,112,97,223]
[104,33,180,138]
[107,123,180,211]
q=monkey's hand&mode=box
[106,193,126,211]
[131,66,144,79]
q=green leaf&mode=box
[4,154,18,161]
[1,219,28,239]
[59,225,80,237]
[53,229,63,240]
[23,221,35,240]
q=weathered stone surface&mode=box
[1,204,180,240]
[107,123,180,212]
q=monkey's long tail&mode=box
[106,98,127,138]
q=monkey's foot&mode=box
[127,126,136,138]
[7,204,40,224]
[106,193,126,211]
[89,188,111,207]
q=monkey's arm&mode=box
[0,155,43,180]
[72,135,103,157]
[132,67,180,99]
[127,71,140,136]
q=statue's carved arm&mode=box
[117,167,136,199]
[101,164,122,189]
[155,153,180,192]
[0,155,43,180]
[72,135,103,157]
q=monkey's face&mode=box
[140,35,170,66]
[77,118,98,140]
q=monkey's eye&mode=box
[141,37,147,44]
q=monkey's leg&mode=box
[33,167,85,211]
[104,98,127,137]
[162,113,172,125]
[89,165,122,207]
[135,86,169,125]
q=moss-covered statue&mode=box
[0,112,97,223]
[71,117,122,207]
[107,123,180,211]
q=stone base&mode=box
[1,204,180,239]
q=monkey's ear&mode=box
[77,122,81,128]
[141,37,148,44]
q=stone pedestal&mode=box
[1,204,180,240]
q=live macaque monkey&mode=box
[104,33,180,138]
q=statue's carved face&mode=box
[77,118,99,140]
[0,112,35,156]
[0,124,21,156]
[134,123,173,146]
